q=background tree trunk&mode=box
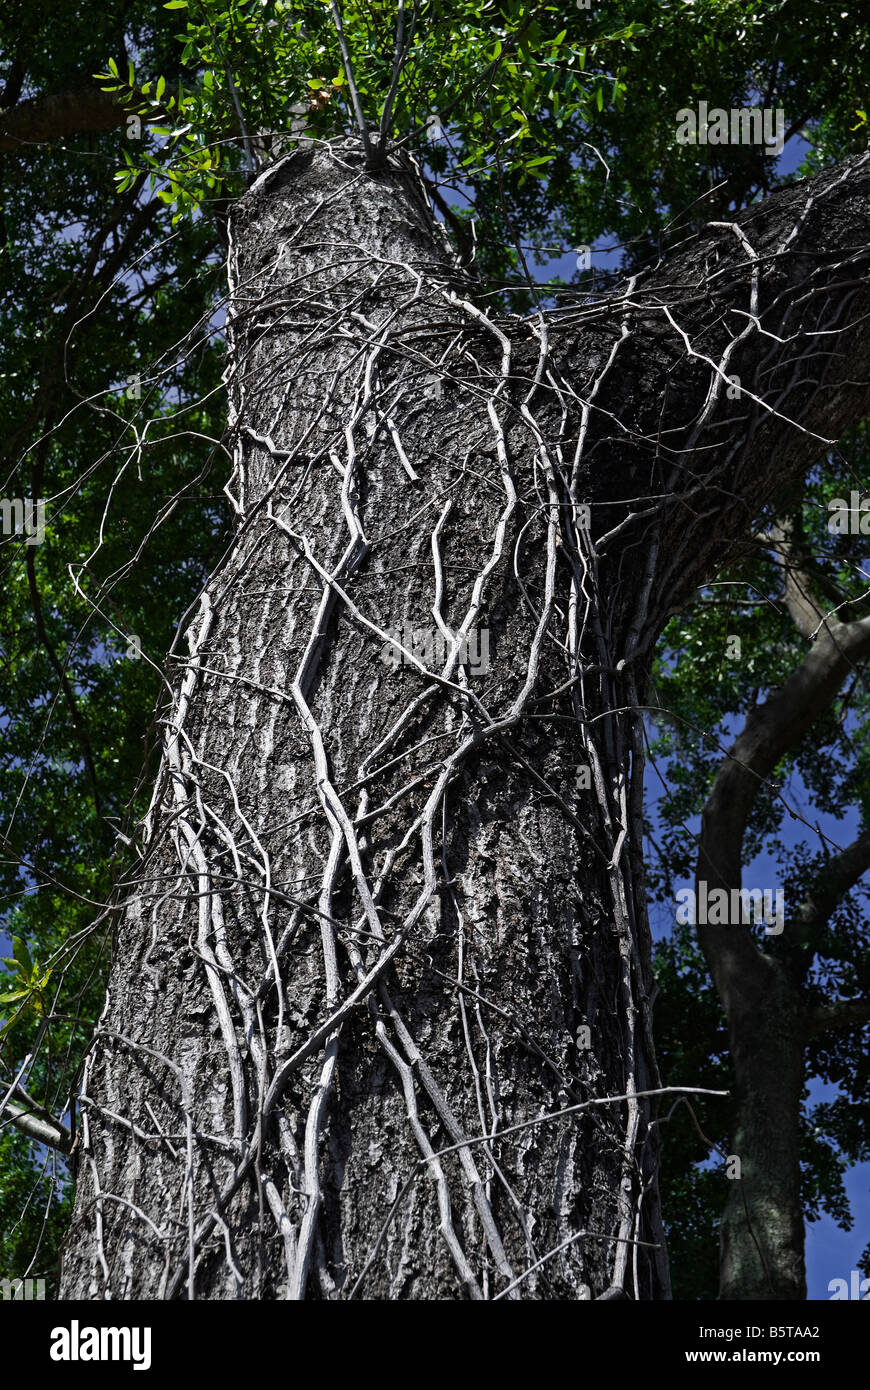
[697,616,870,1299]
[59,141,870,1300]
[718,969,805,1300]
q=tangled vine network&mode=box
[14,127,867,1300]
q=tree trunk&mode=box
[697,597,870,1298]
[718,966,805,1300]
[59,140,870,1300]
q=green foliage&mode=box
[0,1128,71,1293]
[0,0,229,1279]
[0,936,52,1035]
[94,0,647,237]
[88,1,870,302]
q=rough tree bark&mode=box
[59,138,870,1300]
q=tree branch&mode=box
[0,86,125,152]
[552,151,870,636]
[1,1086,72,1154]
[768,515,837,640]
[804,996,870,1038]
[329,1,376,167]
[695,611,870,1004]
[703,612,870,879]
[792,824,870,956]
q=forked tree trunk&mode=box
[59,140,870,1299]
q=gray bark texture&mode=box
[59,138,870,1299]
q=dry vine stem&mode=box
[58,137,870,1299]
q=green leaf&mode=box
[12,937,32,976]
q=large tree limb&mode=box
[793,824,870,956]
[544,150,870,649]
[805,996,870,1038]
[0,86,125,152]
[696,612,870,1007]
[768,516,837,640]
